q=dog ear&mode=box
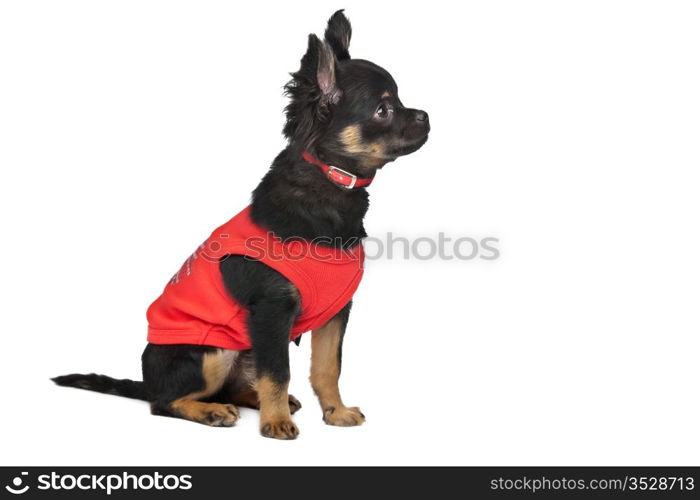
[283,35,341,148]
[324,10,352,60]
[317,40,341,105]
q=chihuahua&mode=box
[53,10,429,439]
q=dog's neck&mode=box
[250,146,370,248]
[313,147,389,176]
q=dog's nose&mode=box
[414,110,430,133]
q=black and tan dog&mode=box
[53,10,429,439]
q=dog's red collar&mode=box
[302,151,374,189]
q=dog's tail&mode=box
[51,373,149,401]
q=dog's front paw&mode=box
[323,406,365,427]
[260,418,299,440]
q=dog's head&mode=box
[283,10,429,173]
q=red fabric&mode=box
[146,206,364,350]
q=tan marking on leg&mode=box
[231,389,302,414]
[169,350,240,427]
[310,319,365,427]
[310,319,343,409]
[256,376,299,439]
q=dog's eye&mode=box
[374,102,393,121]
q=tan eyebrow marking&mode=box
[381,91,391,99]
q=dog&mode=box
[53,10,429,440]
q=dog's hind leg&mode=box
[144,345,240,427]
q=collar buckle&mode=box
[301,151,373,189]
[327,165,357,189]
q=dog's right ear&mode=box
[324,10,352,60]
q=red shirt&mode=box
[146,207,364,350]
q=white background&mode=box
[1,0,699,466]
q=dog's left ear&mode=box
[318,41,341,105]
[324,10,352,61]
[283,35,342,148]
